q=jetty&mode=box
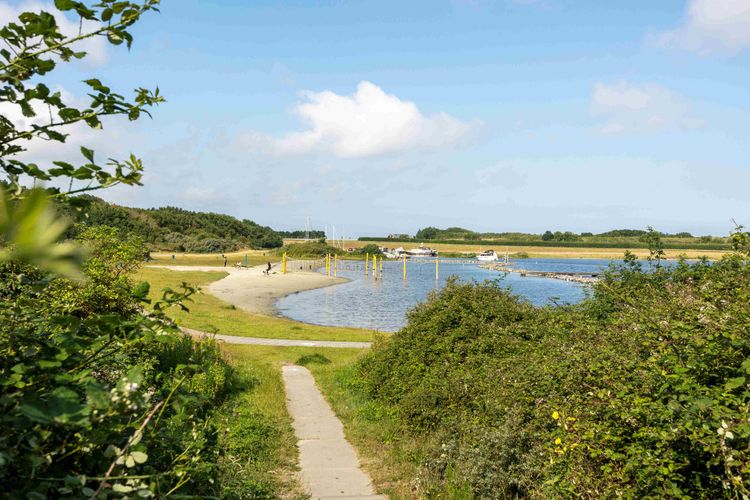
[480,263,600,284]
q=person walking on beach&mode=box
[266,261,272,275]
[223,255,227,267]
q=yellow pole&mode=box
[334,254,337,278]
[326,254,329,276]
[402,253,406,280]
[435,255,439,281]
[282,253,287,274]
[365,253,369,276]
[374,256,378,280]
[379,255,383,277]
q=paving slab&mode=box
[282,365,385,499]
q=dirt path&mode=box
[184,327,371,349]
[283,365,384,499]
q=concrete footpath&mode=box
[183,327,372,349]
[283,365,385,499]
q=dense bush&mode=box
[0,225,242,497]
[280,241,345,258]
[353,243,383,256]
[356,233,750,498]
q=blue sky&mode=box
[4,0,750,236]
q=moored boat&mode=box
[406,244,438,257]
[476,250,499,261]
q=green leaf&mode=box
[725,377,746,391]
[133,281,150,300]
[130,451,148,464]
[20,387,90,426]
[80,146,95,162]
[58,107,81,121]
[107,31,124,45]
[54,0,75,10]
[0,187,84,280]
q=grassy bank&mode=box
[148,249,278,267]
[216,346,304,497]
[135,267,374,342]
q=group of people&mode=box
[220,254,273,275]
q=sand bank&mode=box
[148,264,347,316]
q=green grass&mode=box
[216,346,303,498]
[135,267,375,342]
[149,250,278,267]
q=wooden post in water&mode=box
[282,253,287,274]
[402,253,407,280]
[379,255,383,277]
[334,254,337,278]
[435,255,439,281]
[365,253,369,276]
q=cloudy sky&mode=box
[3,0,750,236]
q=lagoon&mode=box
[276,258,620,332]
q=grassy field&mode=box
[134,267,374,342]
[217,346,303,497]
[336,239,729,260]
[149,249,279,267]
[222,344,415,499]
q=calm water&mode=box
[276,258,619,332]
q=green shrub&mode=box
[296,353,332,365]
[279,241,345,258]
[0,227,242,497]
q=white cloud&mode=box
[590,81,701,135]
[239,81,481,158]
[656,0,750,55]
[0,0,108,65]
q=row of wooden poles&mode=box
[279,252,441,280]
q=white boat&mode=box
[476,250,499,261]
[406,244,438,257]
[383,247,408,259]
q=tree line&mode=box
[62,195,287,252]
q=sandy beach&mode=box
[148,264,347,316]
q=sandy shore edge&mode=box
[147,264,348,316]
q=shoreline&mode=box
[147,264,348,317]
